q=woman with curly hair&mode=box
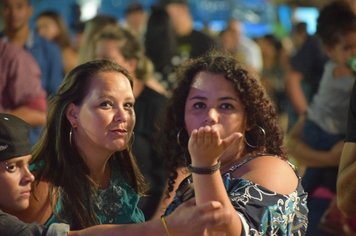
[159,52,308,235]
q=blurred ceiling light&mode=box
[78,0,101,21]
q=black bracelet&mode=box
[187,161,221,175]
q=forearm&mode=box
[337,143,356,216]
[192,170,241,235]
[69,220,164,236]
[337,163,356,216]
[288,137,338,167]
[287,116,340,167]
[285,71,307,115]
[7,107,46,126]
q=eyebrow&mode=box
[189,96,238,102]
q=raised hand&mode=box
[188,125,242,166]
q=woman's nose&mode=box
[205,108,219,125]
[114,108,127,122]
[22,166,35,184]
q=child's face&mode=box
[328,31,356,66]
[0,155,34,212]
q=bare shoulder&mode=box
[242,155,299,195]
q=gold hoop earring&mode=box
[244,125,266,149]
[177,129,183,146]
[69,128,73,146]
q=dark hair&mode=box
[32,59,146,229]
[144,4,177,74]
[125,2,144,15]
[317,1,356,47]
[292,22,308,35]
[35,10,72,48]
[159,52,285,196]
[159,0,188,7]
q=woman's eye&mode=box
[5,163,17,173]
[124,102,134,109]
[100,101,113,108]
[193,102,206,109]
[220,103,233,110]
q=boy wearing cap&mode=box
[0,113,69,236]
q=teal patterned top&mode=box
[45,166,144,227]
[165,156,309,236]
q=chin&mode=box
[6,202,29,213]
[16,201,30,211]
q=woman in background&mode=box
[36,10,78,74]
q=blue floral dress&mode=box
[165,155,308,235]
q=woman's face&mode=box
[0,155,34,212]
[71,71,135,155]
[184,71,247,140]
[36,16,60,41]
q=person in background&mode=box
[159,52,308,235]
[94,26,168,220]
[144,4,178,94]
[337,81,356,235]
[0,114,233,236]
[77,15,118,63]
[284,22,327,132]
[226,19,263,74]
[36,10,78,75]
[287,1,356,235]
[162,0,216,63]
[0,41,47,145]
[0,0,64,144]
[256,34,289,130]
[124,2,147,44]
[0,0,64,97]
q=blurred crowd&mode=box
[0,0,356,235]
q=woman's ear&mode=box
[66,103,78,128]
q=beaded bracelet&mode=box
[161,216,172,236]
[187,161,221,175]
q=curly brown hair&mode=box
[158,52,286,196]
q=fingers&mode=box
[222,132,242,149]
[191,126,220,146]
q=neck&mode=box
[75,140,113,188]
[90,163,111,189]
[4,26,30,47]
